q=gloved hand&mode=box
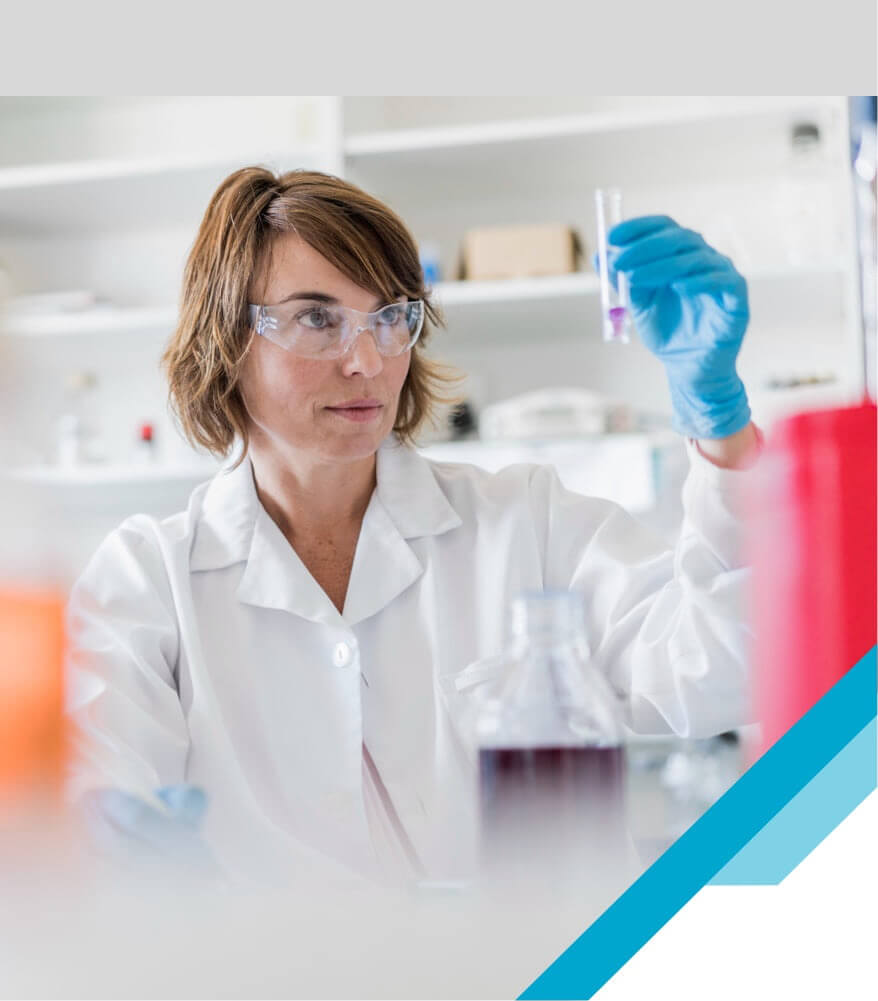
[606,215,752,439]
[80,783,219,877]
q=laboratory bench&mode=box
[624,732,746,867]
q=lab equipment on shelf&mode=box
[134,422,156,463]
[778,122,836,268]
[56,416,85,468]
[478,387,621,440]
[594,188,633,343]
[55,369,105,467]
[418,241,442,285]
[473,591,629,888]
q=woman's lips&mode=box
[325,402,384,423]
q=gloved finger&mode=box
[670,269,749,300]
[88,788,184,848]
[627,249,728,289]
[80,789,224,881]
[157,785,208,829]
[613,229,705,272]
[606,215,680,246]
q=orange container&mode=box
[0,589,67,803]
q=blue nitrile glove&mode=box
[606,216,752,439]
[81,783,219,876]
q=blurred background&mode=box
[0,95,868,586]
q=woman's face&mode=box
[239,233,412,466]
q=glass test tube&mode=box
[595,188,632,344]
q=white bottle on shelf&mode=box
[56,415,84,468]
[55,369,106,467]
[780,121,835,268]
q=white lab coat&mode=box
[66,435,752,885]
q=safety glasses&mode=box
[248,299,425,359]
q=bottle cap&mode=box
[139,422,154,442]
[509,590,586,641]
[791,122,820,148]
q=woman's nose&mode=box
[340,327,384,378]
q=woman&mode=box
[67,168,760,886]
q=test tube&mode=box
[595,188,632,344]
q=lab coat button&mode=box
[333,641,353,667]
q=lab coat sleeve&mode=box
[532,441,753,738]
[64,516,190,803]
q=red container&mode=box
[749,401,877,755]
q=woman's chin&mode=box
[319,424,390,460]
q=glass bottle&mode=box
[475,591,630,892]
[780,121,833,268]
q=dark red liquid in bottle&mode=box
[479,745,627,874]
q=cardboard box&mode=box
[460,223,581,280]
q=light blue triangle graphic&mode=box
[711,718,877,884]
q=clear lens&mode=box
[373,300,424,355]
[250,299,425,358]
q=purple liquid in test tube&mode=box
[609,306,628,336]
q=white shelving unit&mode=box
[0,96,865,583]
[3,305,177,338]
[433,273,598,307]
[0,150,329,235]
[9,462,220,486]
[344,98,840,161]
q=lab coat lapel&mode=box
[342,438,463,626]
[238,504,345,627]
[193,439,461,627]
[192,455,344,626]
[341,494,423,626]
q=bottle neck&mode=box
[477,591,622,749]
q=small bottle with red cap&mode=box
[135,422,156,464]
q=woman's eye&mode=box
[378,306,403,325]
[299,308,331,329]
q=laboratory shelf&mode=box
[3,266,840,340]
[3,305,178,337]
[0,146,326,236]
[0,145,329,191]
[433,273,599,306]
[344,98,840,158]
[10,463,220,487]
[432,264,844,309]
[2,265,842,342]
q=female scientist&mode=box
[68,168,760,884]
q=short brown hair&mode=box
[162,167,461,464]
